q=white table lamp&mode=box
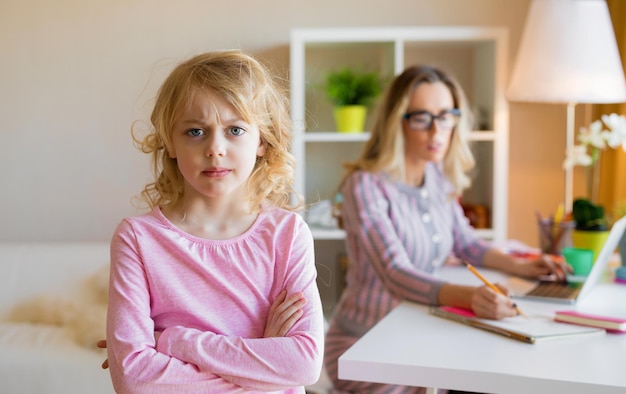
[507,0,626,211]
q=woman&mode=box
[324,65,566,394]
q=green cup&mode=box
[561,247,594,276]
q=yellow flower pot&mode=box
[572,230,609,262]
[334,105,367,133]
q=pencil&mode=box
[535,210,553,253]
[462,261,528,318]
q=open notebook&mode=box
[511,215,626,304]
[430,305,605,344]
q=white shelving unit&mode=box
[289,27,509,313]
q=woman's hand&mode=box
[483,249,571,282]
[438,282,518,320]
[264,290,306,338]
[471,284,519,320]
[511,255,572,282]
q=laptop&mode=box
[513,215,626,304]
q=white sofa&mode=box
[0,242,114,394]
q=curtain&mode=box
[596,0,626,220]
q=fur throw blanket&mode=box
[6,264,109,351]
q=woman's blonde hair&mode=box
[132,50,301,212]
[343,64,475,197]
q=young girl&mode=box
[106,51,324,393]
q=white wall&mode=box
[1,0,563,245]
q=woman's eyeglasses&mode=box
[402,108,461,131]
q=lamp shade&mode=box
[507,0,626,104]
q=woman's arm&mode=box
[433,178,520,319]
[483,248,569,281]
[438,247,568,319]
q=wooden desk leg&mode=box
[425,387,438,394]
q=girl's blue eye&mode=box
[228,126,246,136]
[187,129,204,137]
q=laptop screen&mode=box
[576,215,626,302]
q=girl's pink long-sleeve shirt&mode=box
[107,207,324,394]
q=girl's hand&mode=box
[264,290,306,338]
[96,339,109,369]
[96,331,162,370]
[98,292,306,370]
[471,284,518,320]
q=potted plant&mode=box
[571,198,609,261]
[323,67,383,133]
[572,198,607,231]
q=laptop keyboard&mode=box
[526,281,582,299]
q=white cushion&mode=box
[0,242,113,394]
[0,322,114,394]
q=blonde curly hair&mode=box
[132,50,302,212]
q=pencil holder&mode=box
[538,220,574,255]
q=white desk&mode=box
[338,266,626,394]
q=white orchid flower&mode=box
[602,113,626,150]
[601,113,626,132]
[563,144,592,169]
[578,120,607,149]
[566,113,626,171]
[605,127,626,150]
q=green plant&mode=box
[324,67,383,107]
[572,198,607,231]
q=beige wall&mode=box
[0,0,566,247]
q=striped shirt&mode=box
[324,163,488,393]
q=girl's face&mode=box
[402,81,456,165]
[167,89,265,203]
